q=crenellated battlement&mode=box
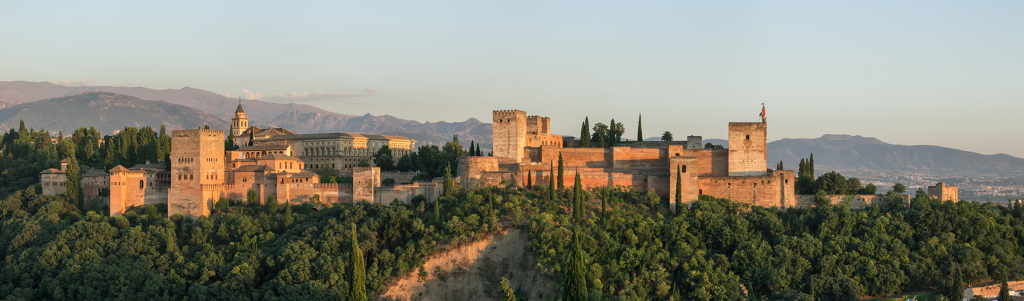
[200,183,227,191]
[172,129,225,137]
[492,110,526,119]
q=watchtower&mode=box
[727,122,768,176]
[231,100,249,138]
[168,129,225,217]
[492,110,527,163]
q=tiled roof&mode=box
[41,168,64,174]
[235,102,245,114]
[108,165,131,172]
[238,145,290,151]
[266,171,318,179]
[233,165,275,172]
[129,163,166,170]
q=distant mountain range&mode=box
[653,135,1024,178]
[0,81,492,145]
[0,92,228,135]
[2,81,1022,178]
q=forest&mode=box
[3,121,1023,300]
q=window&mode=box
[140,180,144,189]
[682,165,687,173]
[746,135,750,140]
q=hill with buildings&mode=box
[0,92,228,135]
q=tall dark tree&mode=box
[64,156,82,211]
[580,117,591,148]
[999,277,1011,301]
[443,163,455,198]
[469,141,475,157]
[675,165,682,211]
[573,171,583,222]
[809,153,815,176]
[893,183,907,195]
[558,153,565,191]
[18,119,27,134]
[549,163,557,201]
[563,228,588,301]
[348,223,367,301]
[637,113,643,142]
[225,129,237,150]
[527,170,532,188]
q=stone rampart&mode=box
[539,147,608,168]
[612,147,666,170]
[381,171,418,184]
[374,181,443,205]
[727,122,767,176]
[794,194,885,209]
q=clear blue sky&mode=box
[2,1,1023,157]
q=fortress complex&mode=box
[460,109,797,211]
[43,102,438,217]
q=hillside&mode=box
[0,81,493,143]
[770,135,1024,178]
[0,92,228,135]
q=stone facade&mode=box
[928,182,959,202]
[41,103,433,218]
[462,109,796,211]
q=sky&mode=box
[2,1,1023,157]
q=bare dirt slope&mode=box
[378,228,555,301]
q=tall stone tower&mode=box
[727,121,768,176]
[168,129,225,217]
[231,100,248,137]
[492,110,527,163]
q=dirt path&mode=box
[378,228,555,301]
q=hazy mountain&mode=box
[0,81,332,122]
[0,81,492,143]
[0,92,228,135]
[768,134,1024,178]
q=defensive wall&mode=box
[374,179,445,205]
[928,182,959,202]
[381,171,419,184]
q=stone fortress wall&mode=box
[461,109,796,211]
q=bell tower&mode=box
[231,98,248,137]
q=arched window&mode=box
[682,165,687,173]
[140,180,144,189]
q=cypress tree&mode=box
[549,163,556,201]
[600,187,606,221]
[999,277,1011,301]
[434,197,442,225]
[469,141,475,157]
[248,129,255,146]
[581,117,591,148]
[573,170,583,223]
[527,170,532,189]
[675,165,682,212]
[226,129,235,150]
[348,223,367,301]
[809,153,815,176]
[557,153,565,191]
[18,120,26,134]
[64,156,82,212]
[637,113,643,142]
[948,266,964,301]
[477,145,483,156]
[799,159,806,176]
[283,199,293,227]
[563,228,588,301]
[443,163,455,198]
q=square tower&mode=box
[493,110,527,163]
[168,129,225,217]
[728,122,768,176]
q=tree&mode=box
[246,189,260,206]
[225,129,237,150]
[581,117,591,148]
[796,173,815,194]
[266,194,278,214]
[348,223,367,301]
[357,159,370,167]
[63,156,82,211]
[607,119,624,147]
[248,130,255,146]
[814,171,847,195]
[501,277,517,301]
[591,122,608,148]
[999,277,1011,301]
[573,171,583,222]
[563,228,588,301]
[549,163,557,201]
[469,141,475,157]
[675,165,682,212]
[946,266,964,301]
[527,170,532,188]
[443,163,455,198]
[18,119,26,134]
[204,124,210,129]
[373,145,394,171]
[847,177,862,193]
[858,183,878,195]
[809,153,814,176]
[443,135,465,157]
[637,114,643,142]
[558,153,565,191]
[215,197,230,213]
[661,131,673,142]
[282,197,293,227]
[893,183,907,194]
[777,160,784,171]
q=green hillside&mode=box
[0,91,229,135]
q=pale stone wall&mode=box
[40,173,67,196]
[492,110,527,164]
[928,182,959,202]
[169,129,225,217]
[458,156,499,188]
[374,180,444,205]
[794,194,886,209]
[669,156,699,212]
[728,122,768,176]
[352,167,380,203]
